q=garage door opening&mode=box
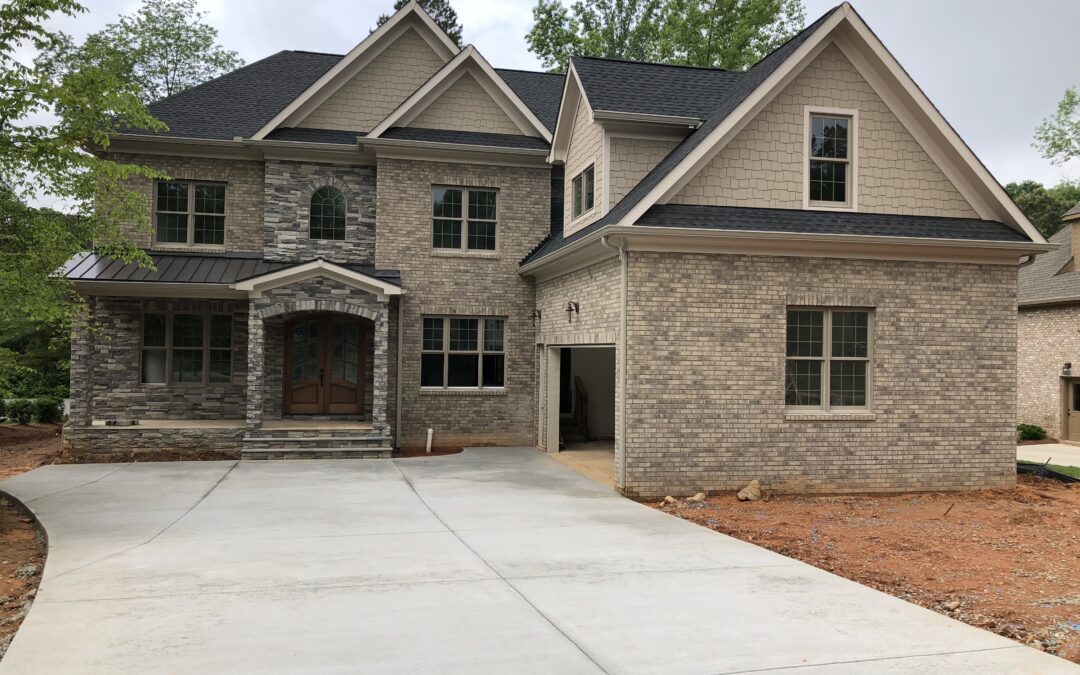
[551,346,615,487]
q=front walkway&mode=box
[0,450,1070,674]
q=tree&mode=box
[525,0,805,73]
[1035,87,1080,166]
[2,0,166,330]
[377,0,464,48]
[1004,180,1080,238]
[60,0,244,104]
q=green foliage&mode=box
[1035,86,1080,166]
[0,398,6,420]
[377,0,464,48]
[1004,180,1080,238]
[7,399,34,425]
[0,311,69,398]
[526,0,805,73]
[1017,423,1047,441]
[32,396,62,423]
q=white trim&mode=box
[250,2,459,140]
[231,260,404,300]
[592,110,702,127]
[367,46,551,142]
[363,141,549,168]
[802,106,859,211]
[602,132,611,212]
[548,63,589,164]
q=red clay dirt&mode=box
[654,477,1080,663]
[0,424,63,481]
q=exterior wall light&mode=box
[531,309,542,326]
[566,301,580,323]
[1064,362,1073,376]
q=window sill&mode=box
[431,249,499,259]
[420,388,507,396]
[804,202,856,212]
[151,244,228,253]
[785,410,875,422]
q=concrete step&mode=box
[243,434,391,450]
[242,447,394,460]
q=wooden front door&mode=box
[284,314,365,415]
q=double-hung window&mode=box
[571,165,595,219]
[155,181,226,245]
[432,187,497,251]
[785,308,871,409]
[141,312,233,385]
[807,112,854,207]
[420,317,505,389]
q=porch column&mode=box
[68,299,95,426]
[372,301,390,437]
[246,309,264,429]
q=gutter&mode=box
[592,110,702,128]
[359,136,549,156]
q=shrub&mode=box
[0,398,6,421]
[7,399,33,425]
[33,397,63,424]
[1017,423,1047,441]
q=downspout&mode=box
[395,294,404,449]
[601,235,629,492]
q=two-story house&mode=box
[63,2,1050,498]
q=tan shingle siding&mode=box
[300,28,445,132]
[564,95,604,234]
[608,136,678,208]
[409,72,522,135]
[672,44,977,219]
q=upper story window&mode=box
[155,181,226,245]
[785,308,871,410]
[420,316,505,389]
[432,187,497,252]
[807,112,855,208]
[141,312,233,385]
[571,165,595,219]
[309,186,346,240]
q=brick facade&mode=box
[1017,304,1080,437]
[375,157,549,448]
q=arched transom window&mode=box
[309,186,346,240]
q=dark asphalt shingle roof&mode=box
[495,68,565,132]
[1065,202,1080,221]
[1018,227,1078,305]
[571,57,742,120]
[379,127,550,150]
[63,252,401,286]
[265,127,366,144]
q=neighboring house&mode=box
[64,1,1049,497]
[1018,204,1080,442]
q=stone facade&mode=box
[375,158,549,448]
[1017,304,1080,436]
[671,44,978,219]
[620,251,1017,498]
[409,72,521,135]
[263,160,377,263]
[299,27,445,132]
[63,426,243,458]
[110,152,265,253]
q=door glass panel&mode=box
[331,320,360,384]
[290,320,320,383]
[1072,383,1080,411]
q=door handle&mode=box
[319,368,325,386]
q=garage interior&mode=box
[552,345,616,486]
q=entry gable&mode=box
[233,260,404,301]
[251,2,458,138]
[368,46,552,141]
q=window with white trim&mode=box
[432,187,497,251]
[155,181,226,245]
[785,308,870,409]
[141,312,233,385]
[420,317,505,389]
[807,115,852,206]
[309,186,346,240]
[571,164,594,219]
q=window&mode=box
[571,165,595,219]
[155,181,226,245]
[420,317,504,389]
[309,186,346,240]
[807,113,853,206]
[141,312,233,385]
[432,187,497,252]
[785,308,870,409]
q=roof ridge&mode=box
[573,54,737,73]
[286,49,346,57]
[495,66,563,77]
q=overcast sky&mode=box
[50,0,1080,186]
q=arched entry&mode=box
[284,313,366,415]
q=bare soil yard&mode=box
[655,477,1080,663]
[0,424,62,481]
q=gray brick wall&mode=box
[1017,304,1080,436]
[621,251,1017,498]
[375,158,549,448]
[263,160,376,263]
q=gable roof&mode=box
[496,69,564,132]
[367,45,552,141]
[1018,226,1078,306]
[1065,203,1080,222]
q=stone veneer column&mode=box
[67,299,95,426]
[372,301,390,437]
[246,310,264,429]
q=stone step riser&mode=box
[242,448,393,460]
[245,430,380,440]
[242,438,389,451]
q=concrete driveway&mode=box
[0,449,1072,674]
[1019,443,1080,470]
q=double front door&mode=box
[284,314,365,415]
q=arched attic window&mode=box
[309,186,346,240]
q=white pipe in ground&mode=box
[426,428,433,453]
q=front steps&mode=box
[242,427,393,460]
